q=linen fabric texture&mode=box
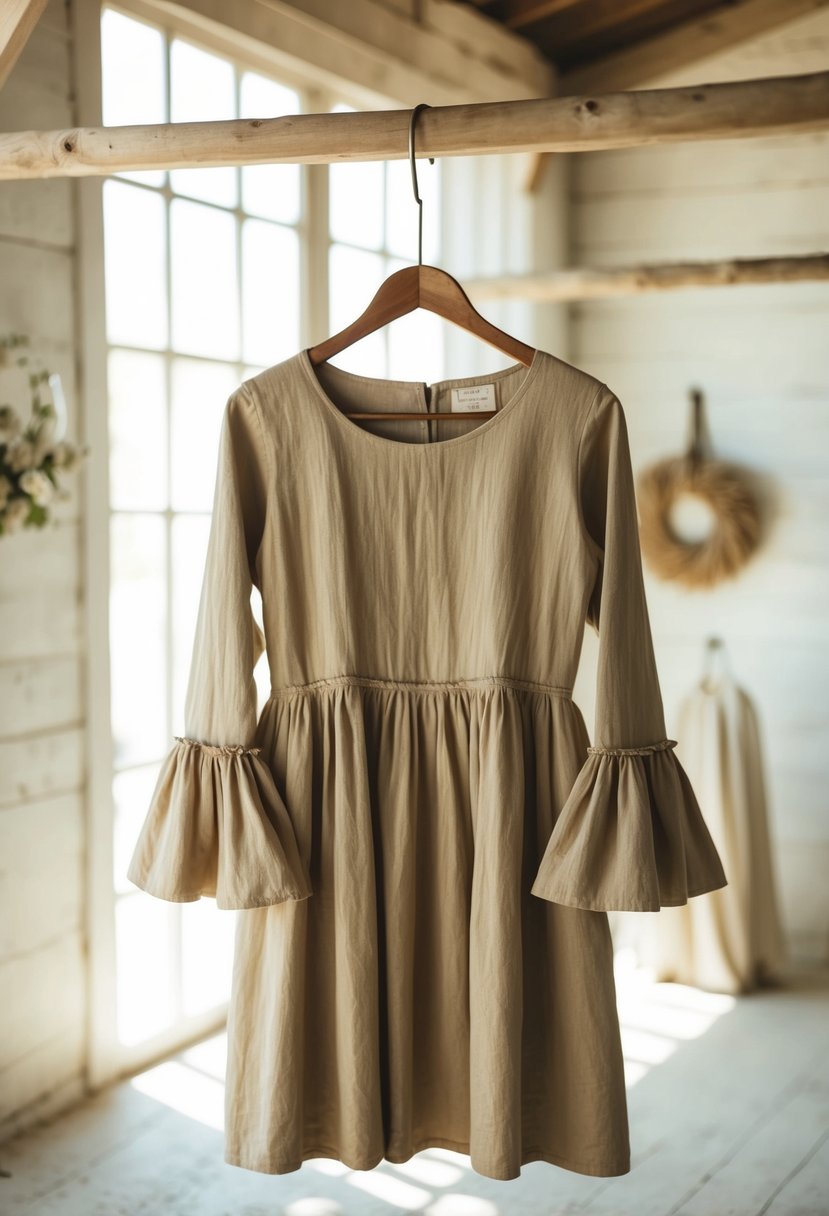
[127,347,727,1181]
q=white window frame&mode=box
[74,0,410,1089]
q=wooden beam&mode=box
[462,254,829,301]
[523,149,553,192]
[502,0,586,28]
[124,0,554,108]
[561,0,829,92]
[550,0,699,42]
[529,0,829,194]
[0,0,49,91]
[1,70,828,181]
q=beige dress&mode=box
[127,346,727,1182]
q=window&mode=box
[101,5,305,1057]
[98,4,442,1070]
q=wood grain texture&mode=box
[562,0,829,91]
[0,0,50,91]
[464,254,829,300]
[2,70,829,179]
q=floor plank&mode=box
[1,961,827,1216]
[763,1130,829,1216]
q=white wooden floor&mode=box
[2,958,828,1216]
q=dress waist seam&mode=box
[267,673,574,698]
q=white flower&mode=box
[6,439,35,471]
[0,405,23,442]
[19,468,55,506]
[2,497,30,532]
[0,475,10,509]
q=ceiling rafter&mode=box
[522,0,828,194]
[560,0,829,92]
[504,0,668,34]
[0,0,49,92]
[501,0,587,29]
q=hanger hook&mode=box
[409,103,434,267]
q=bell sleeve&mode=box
[530,387,727,912]
[126,385,312,910]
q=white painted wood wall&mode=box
[0,0,560,1138]
[0,0,89,1141]
[568,9,829,965]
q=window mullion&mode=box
[160,24,184,1028]
[303,85,330,346]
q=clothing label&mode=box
[449,383,496,413]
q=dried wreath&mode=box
[637,389,762,589]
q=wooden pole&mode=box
[462,254,829,302]
[1,70,828,180]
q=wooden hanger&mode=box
[306,103,537,422]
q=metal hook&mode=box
[688,386,705,474]
[409,103,434,266]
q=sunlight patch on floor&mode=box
[129,1057,225,1130]
[614,947,737,1088]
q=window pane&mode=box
[388,306,445,384]
[169,39,237,207]
[329,244,384,329]
[181,900,235,1017]
[386,157,440,265]
[116,893,175,1045]
[170,358,237,512]
[101,8,165,187]
[104,180,168,350]
[171,513,211,730]
[171,514,263,735]
[114,763,165,895]
[254,609,269,711]
[242,220,300,367]
[111,513,167,767]
[170,199,239,360]
[240,73,301,224]
[329,244,386,375]
[108,349,167,511]
[330,160,385,250]
[329,106,384,249]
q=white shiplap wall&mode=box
[0,0,88,1138]
[569,9,829,964]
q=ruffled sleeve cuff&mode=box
[530,739,727,912]
[126,736,313,910]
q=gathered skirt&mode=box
[222,675,631,1181]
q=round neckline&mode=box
[297,345,544,454]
